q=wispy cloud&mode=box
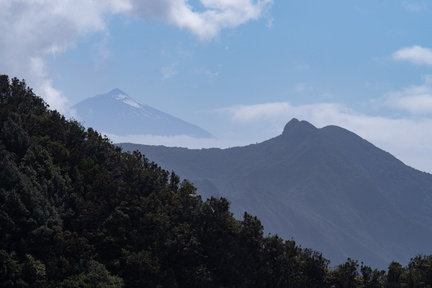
[291,83,313,93]
[295,64,311,71]
[385,75,432,115]
[218,101,353,124]
[196,68,220,85]
[402,1,427,12]
[392,46,432,66]
[159,63,178,79]
[1,0,272,115]
[219,102,294,122]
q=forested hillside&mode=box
[1,74,432,287]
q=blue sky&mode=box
[2,0,432,172]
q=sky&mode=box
[2,0,432,173]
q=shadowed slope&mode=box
[119,119,432,268]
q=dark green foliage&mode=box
[2,74,432,287]
[0,75,330,287]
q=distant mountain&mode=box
[119,118,432,268]
[72,88,214,138]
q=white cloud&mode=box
[385,75,432,115]
[126,0,273,41]
[0,0,129,116]
[392,46,432,66]
[1,0,272,115]
[29,57,70,113]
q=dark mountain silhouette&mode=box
[72,88,214,138]
[119,118,432,268]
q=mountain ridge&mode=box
[119,118,432,268]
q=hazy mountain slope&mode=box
[322,125,432,226]
[72,88,214,138]
[119,119,432,268]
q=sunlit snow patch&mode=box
[115,94,142,108]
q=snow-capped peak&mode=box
[72,88,214,138]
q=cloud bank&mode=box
[1,0,272,114]
[385,75,432,115]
